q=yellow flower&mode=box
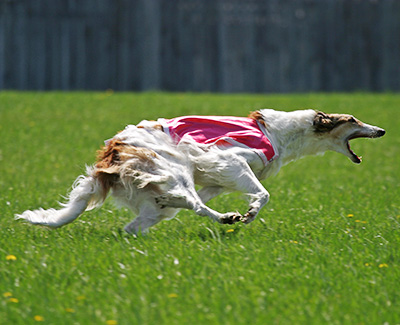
[76,295,86,301]
[168,293,178,298]
[9,298,19,303]
[379,263,388,268]
[347,214,354,218]
[355,220,361,223]
[34,315,44,321]
[6,255,17,261]
[226,229,234,233]
[290,240,298,244]
[3,292,12,298]
[65,308,75,313]
[361,221,367,224]
[106,320,118,325]
[364,263,370,267]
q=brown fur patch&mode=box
[248,111,267,128]
[313,112,357,133]
[96,139,125,170]
[95,139,158,198]
[137,122,163,131]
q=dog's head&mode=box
[313,112,385,163]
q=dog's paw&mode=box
[155,195,167,209]
[220,212,242,224]
[239,211,256,224]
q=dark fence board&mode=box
[1,0,400,92]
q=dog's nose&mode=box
[376,129,386,137]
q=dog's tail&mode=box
[15,167,108,228]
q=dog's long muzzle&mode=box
[346,124,385,164]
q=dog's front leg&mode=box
[241,190,270,224]
[226,172,270,224]
[211,158,270,224]
[194,149,271,224]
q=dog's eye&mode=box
[349,117,356,123]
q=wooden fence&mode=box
[1,0,399,92]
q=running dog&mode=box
[16,109,385,234]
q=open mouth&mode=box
[346,129,385,164]
[346,138,362,164]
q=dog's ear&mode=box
[313,111,336,133]
[248,110,268,128]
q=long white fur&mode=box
[16,171,102,228]
[15,109,385,234]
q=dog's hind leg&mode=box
[124,203,167,235]
[155,189,241,224]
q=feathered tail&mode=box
[15,167,107,228]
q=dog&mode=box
[16,109,385,234]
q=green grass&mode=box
[1,91,399,324]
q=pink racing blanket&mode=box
[159,116,278,165]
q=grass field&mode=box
[1,91,399,324]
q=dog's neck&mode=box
[260,109,328,166]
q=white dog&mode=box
[16,109,385,234]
